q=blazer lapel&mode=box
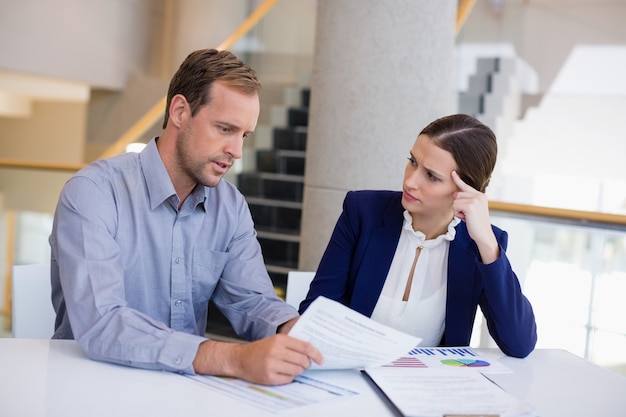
[351,197,403,316]
[444,223,479,344]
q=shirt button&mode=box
[174,356,182,365]
[175,257,180,264]
[175,299,182,307]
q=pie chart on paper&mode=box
[440,358,491,367]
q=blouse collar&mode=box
[402,210,461,248]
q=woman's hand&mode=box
[451,171,499,264]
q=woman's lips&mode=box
[403,190,417,202]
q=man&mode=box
[49,49,322,385]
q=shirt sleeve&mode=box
[50,176,205,374]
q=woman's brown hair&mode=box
[420,114,497,192]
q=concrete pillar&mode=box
[299,0,458,271]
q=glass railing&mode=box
[469,210,626,375]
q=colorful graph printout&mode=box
[441,358,491,367]
[410,347,478,357]
[382,356,427,368]
[382,346,511,373]
[186,373,359,412]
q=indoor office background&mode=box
[1,0,625,377]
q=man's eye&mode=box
[407,157,417,166]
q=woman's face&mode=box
[402,134,458,217]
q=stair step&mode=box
[256,149,306,175]
[466,58,500,95]
[238,172,304,201]
[288,107,309,127]
[458,93,484,115]
[273,126,307,151]
[257,230,300,242]
[245,196,303,209]
[249,202,302,234]
[257,236,299,269]
[301,88,310,108]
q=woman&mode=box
[299,114,537,358]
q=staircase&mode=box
[205,87,310,337]
[239,88,310,296]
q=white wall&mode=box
[458,0,626,93]
[169,0,249,73]
[0,0,162,89]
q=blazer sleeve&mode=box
[476,229,537,358]
[298,191,403,316]
[298,192,360,313]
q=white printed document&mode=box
[363,367,535,417]
[288,296,421,369]
[186,373,359,412]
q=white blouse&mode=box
[370,211,460,346]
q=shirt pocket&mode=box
[191,248,228,305]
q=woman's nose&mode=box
[404,170,421,190]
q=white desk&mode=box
[1,339,625,417]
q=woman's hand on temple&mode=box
[451,170,499,264]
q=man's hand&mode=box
[193,334,323,385]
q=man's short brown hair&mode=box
[163,49,261,128]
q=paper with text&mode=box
[289,296,421,369]
[363,367,535,417]
[186,373,359,412]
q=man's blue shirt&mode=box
[49,138,297,373]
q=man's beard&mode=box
[175,126,232,188]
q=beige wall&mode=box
[0,101,86,212]
[0,102,85,163]
[0,0,164,89]
[169,0,249,73]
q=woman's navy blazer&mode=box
[299,190,537,358]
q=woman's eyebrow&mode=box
[410,151,445,177]
[422,162,446,178]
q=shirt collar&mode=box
[184,184,209,213]
[139,138,210,212]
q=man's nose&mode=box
[225,138,244,160]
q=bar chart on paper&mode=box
[382,346,511,372]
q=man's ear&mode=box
[168,94,189,128]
